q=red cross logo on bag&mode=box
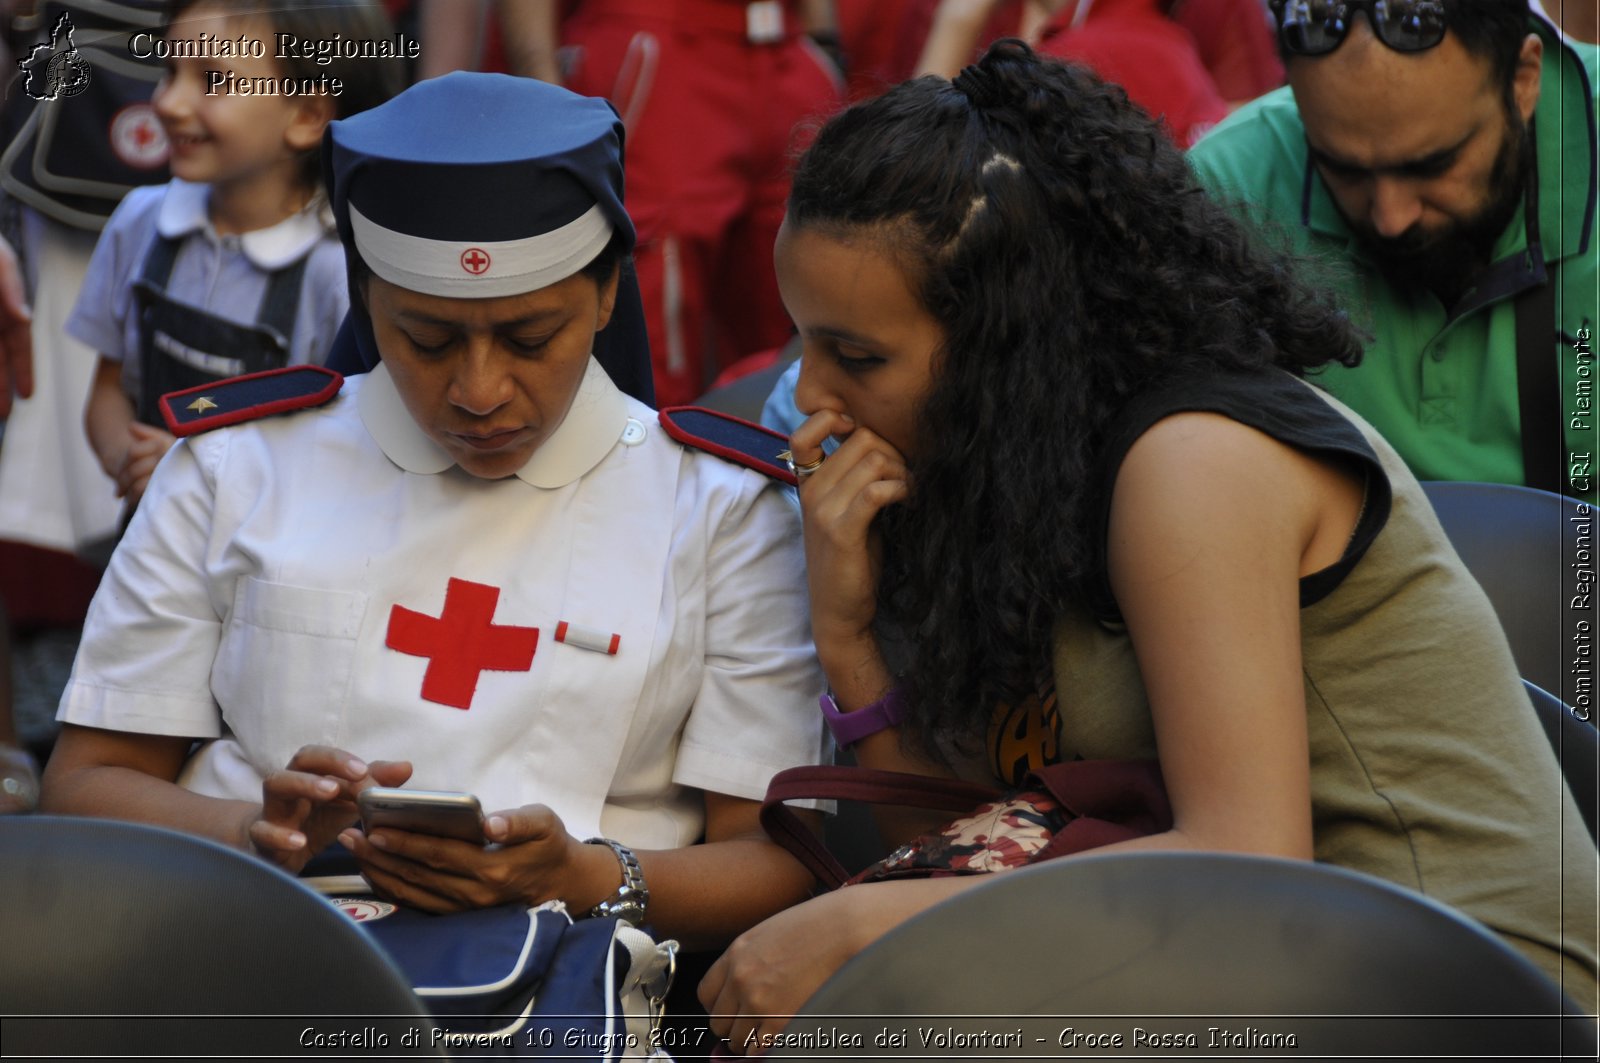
[110,104,169,170]
[459,248,491,275]
[386,578,538,709]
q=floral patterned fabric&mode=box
[850,789,1073,882]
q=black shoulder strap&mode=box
[255,253,310,343]
[141,224,311,345]
[1513,118,1560,494]
[139,232,180,290]
[1514,269,1559,493]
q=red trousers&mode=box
[564,0,843,406]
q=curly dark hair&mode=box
[786,40,1364,757]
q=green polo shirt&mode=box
[1189,18,1598,499]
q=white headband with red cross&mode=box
[349,201,614,299]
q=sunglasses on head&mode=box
[1271,0,1448,56]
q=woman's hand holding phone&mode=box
[250,745,413,873]
[357,787,487,843]
[339,803,620,915]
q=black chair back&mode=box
[1421,480,1580,698]
[777,852,1594,1059]
[0,816,442,1059]
[1526,679,1600,844]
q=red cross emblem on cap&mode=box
[386,578,538,709]
[460,248,492,275]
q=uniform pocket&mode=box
[229,576,365,637]
[212,577,367,777]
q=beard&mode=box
[1352,105,1529,307]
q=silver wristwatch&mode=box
[584,837,649,928]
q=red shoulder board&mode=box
[159,366,344,437]
[658,406,797,486]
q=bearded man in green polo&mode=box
[1189,0,1596,499]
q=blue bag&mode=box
[330,898,678,1060]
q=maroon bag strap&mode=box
[1027,760,1172,861]
[760,765,1002,890]
[1029,759,1169,815]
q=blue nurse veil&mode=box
[321,72,655,407]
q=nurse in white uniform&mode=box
[41,73,827,950]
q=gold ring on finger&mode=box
[779,449,826,479]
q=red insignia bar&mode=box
[658,406,796,485]
[159,365,343,437]
[554,621,620,656]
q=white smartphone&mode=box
[357,787,485,844]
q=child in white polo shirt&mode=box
[68,0,401,509]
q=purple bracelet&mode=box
[819,687,907,748]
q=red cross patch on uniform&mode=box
[386,578,538,709]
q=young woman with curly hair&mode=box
[699,40,1597,1044]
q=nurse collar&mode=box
[357,356,629,488]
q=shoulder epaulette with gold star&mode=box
[159,366,344,437]
[657,406,797,486]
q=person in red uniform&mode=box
[502,0,844,406]
[918,0,1227,146]
[833,0,923,100]
[1168,0,1284,106]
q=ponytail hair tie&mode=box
[952,37,1032,109]
[952,58,1008,110]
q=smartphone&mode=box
[357,787,485,844]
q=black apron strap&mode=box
[143,222,312,348]
[1514,266,1559,493]
[255,253,310,344]
[1513,118,1560,494]
[139,232,181,290]
[134,250,306,423]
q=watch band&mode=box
[819,688,907,748]
[583,837,649,928]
